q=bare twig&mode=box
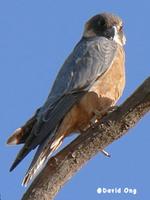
[22,77,150,200]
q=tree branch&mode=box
[22,77,150,200]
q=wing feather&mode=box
[10,36,117,174]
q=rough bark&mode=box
[22,77,150,200]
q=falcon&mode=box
[7,12,126,186]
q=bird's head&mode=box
[83,13,126,46]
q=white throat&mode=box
[113,26,126,46]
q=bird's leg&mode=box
[107,105,118,113]
[89,118,98,128]
[95,105,119,118]
[92,105,119,123]
[90,109,105,125]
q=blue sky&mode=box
[0,0,150,200]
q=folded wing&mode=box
[9,37,117,176]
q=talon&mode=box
[90,117,97,126]
[107,105,118,113]
[94,110,103,119]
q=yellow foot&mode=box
[83,106,119,134]
[93,106,119,121]
[107,105,118,113]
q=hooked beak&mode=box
[112,26,126,46]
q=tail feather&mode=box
[7,107,64,186]
[7,115,37,145]
[7,128,23,145]
[8,111,40,171]
[22,135,63,186]
[9,145,31,172]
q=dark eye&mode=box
[98,19,105,27]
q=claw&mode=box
[94,105,119,120]
[107,105,118,113]
[93,110,103,119]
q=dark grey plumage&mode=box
[10,36,117,172]
[7,12,127,186]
